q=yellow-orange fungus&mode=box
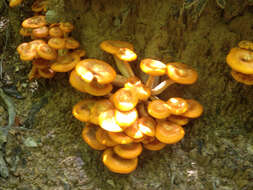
[9,0,23,7]
[65,38,80,49]
[20,28,32,37]
[32,58,51,69]
[238,40,253,50]
[69,70,87,93]
[49,26,64,38]
[38,67,55,79]
[140,58,166,76]
[124,121,144,139]
[147,99,170,119]
[115,48,137,62]
[138,116,156,137]
[99,109,124,132]
[32,0,48,12]
[143,138,166,151]
[96,128,118,147]
[72,99,96,122]
[112,88,138,111]
[100,40,134,55]
[166,62,198,84]
[32,26,49,38]
[51,53,80,72]
[230,70,253,85]
[18,43,37,61]
[36,44,57,60]
[113,143,142,159]
[48,38,66,49]
[22,16,47,29]
[108,132,134,144]
[75,59,116,84]
[102,148,138,174]
[168,115,189,126]
[156,120,185,144]
[59,22,74,33]
[182,99,203,118]
[115,108,138,128]
[167,97,189,115]
[82,125,106,150]
[226,47,253,74]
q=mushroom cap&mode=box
[138,116,156,137]
[167,97,189,115]
[96,128,118,147]
[32,58,52,69]
[17,43,37,61]
[140,58,166,76]
[156,120,185,144]
[115,48,137,62]
[22,15,47,29]
[31,26,49,38]
[49,26,64,38]
[238,40,253,50]
[115,108,138,128]
[230,70,253,85]
[124,120,144,139]
[19,27,32,37]
[166,62,198,84]
[75,59,116,84]
[59,22,74,33]
[82,125,106,150]
[72,99,96,122]
[143,138,166,151]
[9,0,23,7]
[69,70,87,93]
[113,143,142,159]
[51,53,80,72]
[36,44,57,60]
[89,99,114,125]
[32,0,48,12]
[99,109,124,132]
[147,99,171,119]
[226,47,253,74]
[102,148,138,174]
[100,40,134,54]
[72,49,86,58]
[182,99,203,118]
[167,115,189,126]
[48,37,66,49]
[65,38,80,49]
[108,132,134,144]
[83,80,113,96]
[29,39,46,50]
[38,67,55,78]
[112,88,139,111]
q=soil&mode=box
[0,0,253,189]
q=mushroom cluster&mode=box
[226,40,253,85]
[71,40,203,174]
[16,0,85,80]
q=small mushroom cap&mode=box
[147,99,171,119]
[19,27,32,37]
[115,48,137,62]
[167,115,189,126]
[22,15,47,29]
[113,143,142,159]
[230,70,253,85]
[9,0,23,7]
[115,108,138,128]
[182,99,203,118]
[167,97,189,115]
[84,80,113,96]
[124,120,144,139]
[108,132,134,144]
[96,128,118,147]
[69,70,87,93]
[100,40,134,54]
[112,88,139,111]
[102,148,138,174]
[143,138,166,151]
[36,44,57,60]
[156,120,185,144]
[138,116,156,137]
[238,40,253,50]
[38,67,55,78]
[59,22,74,33]
[48,37,66,49]
[166,62,198,84]
[29,39,46,50]
[51,53,80,72]
[75,59,116,84]
[72,49,86,58]
[99,109,124,132]
[32,0,48,12]
[65,38,80,49]
[226,47,253,74]
[140,58,166,76]
[82,125,106,150]
[89,99,114,125]
[17,43,37,61]
[49,26,64,38]
[72,99,96,122]
[32,26,49,38]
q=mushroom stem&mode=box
[137,103,149,117]
[151,79,175,95]
[113,55,135,78]
[145,76,156,88]
[112,74,128,87]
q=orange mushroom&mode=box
[31,26,49,38]
[9,0,23,7]
[32,58,52,69]
[72,99,96,122]
[22,15,47,29]
[114,108,138,128]
[113,143,142,159]
[147,99,170,119]
[38,67,55,79]
[238,40,253,51]
[69,70,87,93]
[182,99,203,118]
[95,128,118,147]
[166,97,189,115]
[230,70,253,85]
[166,62,198,84]
[49,26,64,38]
[19,28,32,37]
[51,53,80,72]
[137,116,156,137]
[36,44,57,60]
[59,22,74,35]
[124,120,145,140]
[32,0,48,13]
[82,124,106,150]
[107,132,134,144]
[167,115,189,126]
[65,38,80,49]
[143,138,166,151]
[156,120,185,144]
[75,59,116,84]
[48,37,66,50]
[17,43,37,61]
[102,148,138,174]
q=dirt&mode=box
[0,0,253,189]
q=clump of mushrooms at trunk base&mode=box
[71,40,203,174]
[16,0,85,80]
